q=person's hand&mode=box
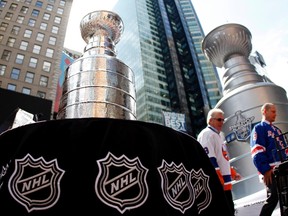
[234,172,242,181]
[231,166,241,181]
[263,169,273,186]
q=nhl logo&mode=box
[95,152,149,213]
[190,169,212,213]
[8,154,65,212]
[157,160,195,213]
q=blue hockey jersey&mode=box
[250,120,287,175]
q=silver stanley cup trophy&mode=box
[202,23,288,199]
[57,10,136,120]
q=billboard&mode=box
[162,111,187,132]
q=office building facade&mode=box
[0,0,73,118]
[113,0,223,137]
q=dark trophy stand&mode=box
[0,11,232,216]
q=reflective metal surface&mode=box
[202,23,288,199]
[57,10,136,120]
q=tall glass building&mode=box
[112,0,222,137]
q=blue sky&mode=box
[64,0,288,94]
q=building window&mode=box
[46,4,53,11]
[59,0,65,6]
[25,71,34,83]
[29,57,38,68]
[43,61,51,72]
[0,22,8,31]
[16,15,25,24]
[24,29,32,38]
[32,44,41,54]
[40,22,47,30]
[11,68,20,80]
[20,6,29,14]
[7,83,16,91]
[57,8,64,15]
[0,35,3,42]
[4,12,13,20]
[0,64,6,76]
[28,18,36,27]
[0,1,7,8]
[1,50,11,61]
[36,32,45,42]
[51,26,59,34]
[48,36,56,45]
[43,13,50,20]
[40,75,48,87]
[22,87,31,95]
[37,91,46,98]
[31,9,39,17]
[11,25,20,35]
[46,48,54,58]
[15,53,25,64]
[35,1,43,8]
[6,37,16,47]
[9,3,18,11]
[20,41,29,50]
[24,0,32,4]
[54,16,61,24]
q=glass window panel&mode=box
[54,16,61,24]
[25,71,34,83]
[37,91,46,98]
[15,53,24,64]
[0,22,8,31]
[22,87,31,95]
[31,9,39,17]
[46,48,54,58]
[39,75,48,87]
[40,22,47,30]
[24,29,32,38]
[29,57,37,68]
[11,68,20,80]
[43,61,51,72]
[20,6,29,14]
[28,18,36,27]
[0,64,6,76]
[7,83,16,91]
[20,41,29,50]
[48,36,56,45]
[11,25,20,35]
[1,50,11,61]
[51,26,58,34]
[16,15,25,23]
[6,37,16,47]
[4,12,13,20]
[36,32,45,41]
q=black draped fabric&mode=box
[0,118,232,215]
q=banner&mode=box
[0,118,232,215]
[163,111,187,132]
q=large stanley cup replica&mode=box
[57,10,136,120]
[202,23,288,199]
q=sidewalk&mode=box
[235,189,280,216]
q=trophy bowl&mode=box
[202,23,252,68]
[80,10,124,44]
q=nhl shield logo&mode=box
[8,153,65,212]
[95,152,149,213]
[157,160,195,213]
[191,169,212,213]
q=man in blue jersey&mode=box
[250,103,287,216]
[197,108,241,215]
